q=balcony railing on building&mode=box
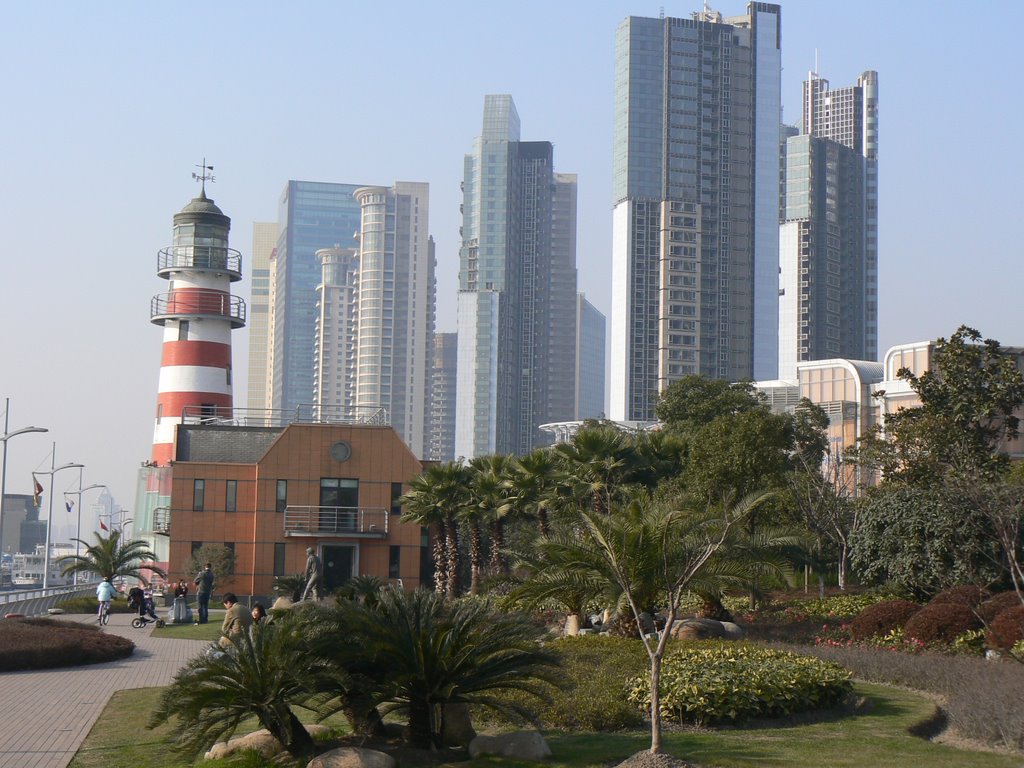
[178,404,389,428]
[153,507,170,536]
[157,245,243,281]
[150,290,246,328]
[284,506,388,538]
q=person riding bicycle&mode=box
[96,577,117,623]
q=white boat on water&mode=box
[10,544,75,588]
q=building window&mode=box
[191,541,203,557]
[193,479,205,512]
[276,480,288,513]
[391,482,404,515]
[273,543,286,577]
[389,546,401,580]
[225,480,237,513]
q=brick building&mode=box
[162,421,427,598]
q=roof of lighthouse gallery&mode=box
[179,189,225,216]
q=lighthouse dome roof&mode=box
[179,191,224,216]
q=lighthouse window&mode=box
[178,320,190,341]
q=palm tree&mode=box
[554,425,632,515]
[400,462,470,595]
[59,529,166,584]
[332,588,560,749]
[551,491,772,754]
[467,455,516,579]
[149,613,345,760]
[509,449,562,538]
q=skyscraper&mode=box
[456,95,578,458]
[313,245,359,412]
[575,294,607,420]
[271,181,365,413]
[800,70,879,361]
[247,221,277,412]
[428,332,458,462]
[352,183,436,457]
[610,4,782,421]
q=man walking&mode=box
[301,547,323,601]
[193,562,214,624]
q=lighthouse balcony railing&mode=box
[179,405,390,428]
[284,506,389,538]
[150,290,246,328]
[157,245,242,281]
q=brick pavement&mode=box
[0,613,209,768]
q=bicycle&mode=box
[98,601,111,626]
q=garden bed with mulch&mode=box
[0,617,134,671]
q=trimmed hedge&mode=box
[904,602,980,645]
[849,599,921,641]
[977,591,1023,624]
[628,642,852,725]
[0,618,134,671]
[928,585,991,608]
[987,605,1024,651]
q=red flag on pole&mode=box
[33,477,43,507]
[99,519,109,532]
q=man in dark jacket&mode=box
[193,563,215,624]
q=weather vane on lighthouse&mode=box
[191,158,215,196]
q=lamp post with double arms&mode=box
[65,468,107,585]
[0,399,49,580]
[35,445,83,589]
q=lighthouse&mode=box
[149,170,246,464]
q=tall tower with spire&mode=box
[149,169,246,464]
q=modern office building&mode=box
[456,95,578,458]
[778,70,879,380]
[271,181,366,414]
[313,245,360,412]
[576,294,607,420]
[247,222,278,412]
[610,3,782,421]
[804,71,879,361]
[428,332,458,462]
[352,183,436,458]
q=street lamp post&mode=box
[65,468,106,585]
[35,445,83,589]
[0,398,49,583]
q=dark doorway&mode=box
[322,544,355,592]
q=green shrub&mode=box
[628,642,852,725]
[928,585,991,608]
[849,599,921,640]
[789,592,895,620]
[479,635,648,731]
[904,602,980,644]
[976,591,1023,624]
[952,629,987,656]
[986,605,1024,650]
[55,595,134,614]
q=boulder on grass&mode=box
[205,724,332,761]
[468,730,552,761]
[442,702,476,747]
[307,747,396,768]
[670,618,730,641]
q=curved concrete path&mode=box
[0,613,208,768]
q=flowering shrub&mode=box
[627,642,851,725]
[813,622,852,648]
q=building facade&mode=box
[271,181,365,414]
[456,95,578,458]
[610,3,782,421]
[162,421,426,598]
[428,332,458,462]
[247,222,278,412]
[576,294,607,420]
[313,246,360,413]
[802,70,879,361]
[352,183,436,458]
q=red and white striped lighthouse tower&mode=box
[149,166,246,465]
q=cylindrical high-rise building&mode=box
[149,189,246,464]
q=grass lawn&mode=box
[151,617,224,642]
[69,682,1021,768]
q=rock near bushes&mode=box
[468,730,552,761]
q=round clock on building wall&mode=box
[330,440,352,462]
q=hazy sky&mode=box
[1,1,1021,524]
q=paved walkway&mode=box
[0,614,209,768]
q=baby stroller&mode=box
[130,590,165,629]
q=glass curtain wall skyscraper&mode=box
[247,222,277,413]
[610,3,782,421]
[271,181,365,414]
[456,95,578,458]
